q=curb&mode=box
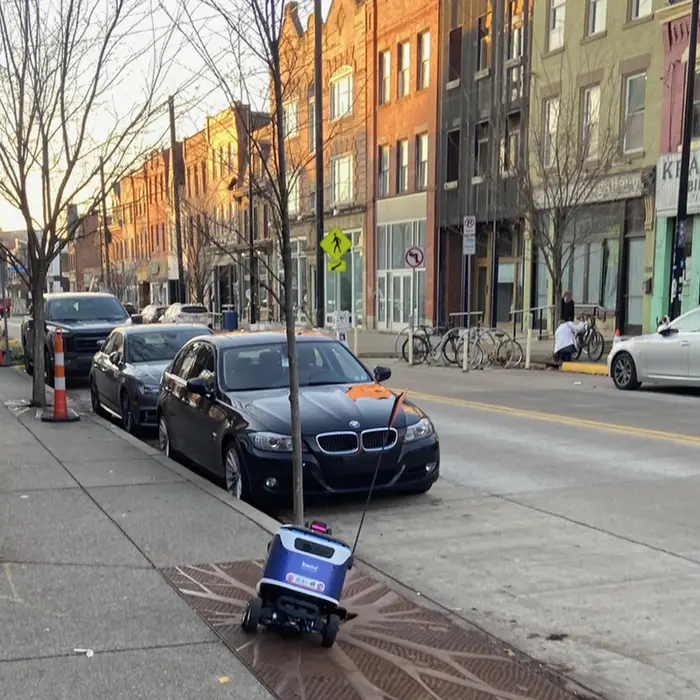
[560,362,609,376]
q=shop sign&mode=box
[533,171,643,210]
[656,150,700,217]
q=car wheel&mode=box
[121,391,136,434]
[44,349,54,388]
[158,413,174,457]
[611,352,640,391]
[90,378,105,416]
[224,442,250,501]
[23,342,33,376]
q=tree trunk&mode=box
[30,270,47,407]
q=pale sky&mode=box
[0,0,332,232]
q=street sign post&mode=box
[404,246,424,365]
[462,216,476,372]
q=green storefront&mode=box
[653,150,700,326]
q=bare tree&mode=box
[182,205,223,305]
[0,0,175,405]
[165,0,343,522]
[107,260,140,301]
[518,40,620,326]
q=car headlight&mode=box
[137,383,159,396]
[251,432,293,452]
[404,417,434,442]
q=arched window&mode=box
[329,66,353,120]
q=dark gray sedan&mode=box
[89,324,212,433]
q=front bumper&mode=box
[240,435,440,499]
[131,391,159,427]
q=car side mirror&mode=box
[186,377,213,396]
[657,323,675,336]
[109,351,121,366]
[373,365,392,382]
[130,314,143,324]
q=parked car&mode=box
[160,303,211,327]
[156,331,440,505]
[122,302,138,316]
[141,304,167,324]
[21,292,141,383]
[90,323,212,433]
[608,306,700,390]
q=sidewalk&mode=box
[0,367,595,700]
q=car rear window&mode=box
[182,305,208,313]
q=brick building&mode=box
[366,0,439,330]
[279,0,368,326]
[64,215,102,291]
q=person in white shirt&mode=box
[554,319,585,362]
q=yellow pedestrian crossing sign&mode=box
[321,227,351,261]
[327,259,347,273]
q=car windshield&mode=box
[126,328,210,363]
[220,340,373,391]
[47,296,129,323]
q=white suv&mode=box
[159,303,211,328]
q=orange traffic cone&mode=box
[42,329,79,423]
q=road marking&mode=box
[404,390,700,448]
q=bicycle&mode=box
[453,322,524,369]
[574,315,605,362]
[400,324,464,366]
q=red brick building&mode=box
[366,0,439,329]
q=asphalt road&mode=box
[3,315,22,341]
[57,363,700,700]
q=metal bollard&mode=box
[461,331,469,372]
[407,326,413,366]
[525,313,533,370]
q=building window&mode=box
[501,115,520,174]
[474,124,489,179]
[228,143,233,174]
[448,27,462,83]
[308,84,315,152]
[379,51,390,104]
[692,71,700,139]
[396,139,409,194]
[331,155,353,204]
[548,0,566,52]
[397,42,410,98]
[446,129,460,183]
[507,2,523,60]
[623,72,645,153]
[219,146,224,179]
[417,32,430,90]
[308,187,316,213]
[283,102,298,138]
[543,97,560,167]
[582,84,600,160]
[416,134,428,190]
[330,69,353,120]
[629,0,651,21]
[377,145,389,197]
[287,173,300,214]
[587,0,606,36]
[477,13,491,71]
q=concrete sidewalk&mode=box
[0,368,274,700]
[0,367,595,700]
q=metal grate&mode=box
[361,428,398,451]
[316,432,359,454]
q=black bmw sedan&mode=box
[156,331,440,504]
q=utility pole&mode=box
[100,157,112,291]
[248,109,258,325]
[672,0,700,319]
[314,0,325,328]
[169,95,186,304]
